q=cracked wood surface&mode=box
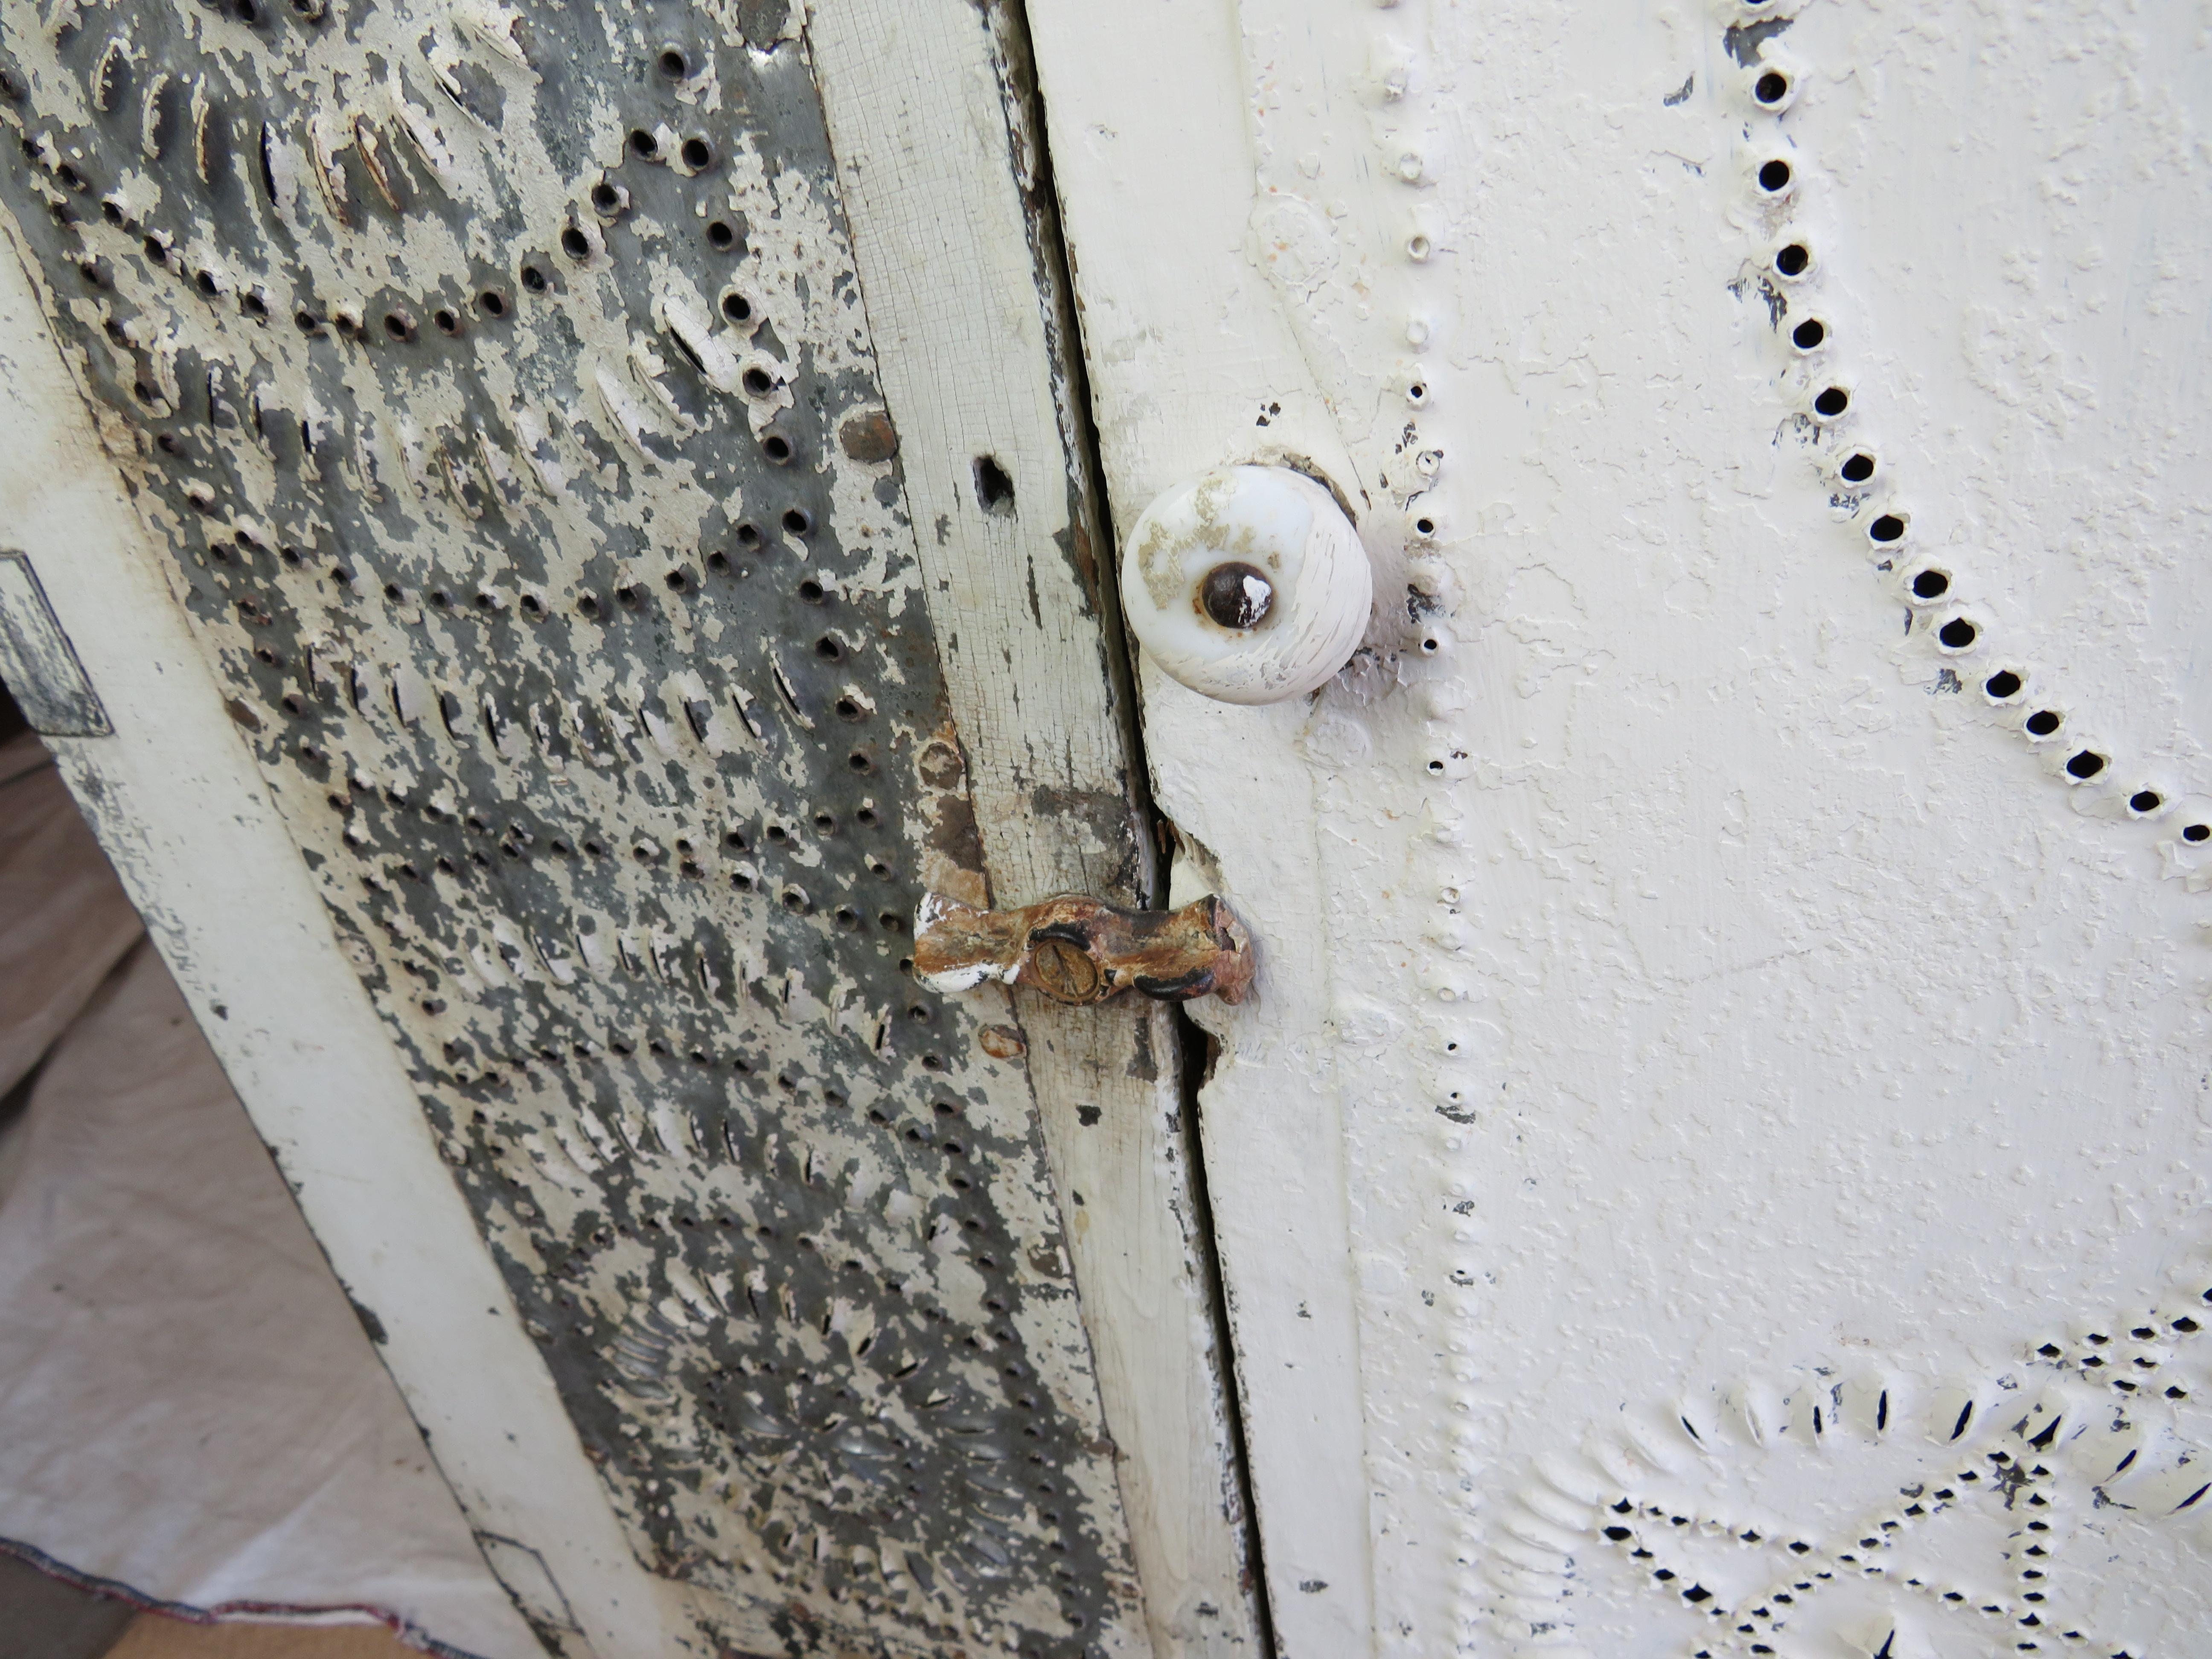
[810,3,1263,1653]
[0,0,1250,1652]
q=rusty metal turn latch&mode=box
[913,894,1254,1007]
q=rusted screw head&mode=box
[1199,562,1273,630]
[1030,937,1102,1004]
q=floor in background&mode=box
[105,1614,422,1659]
[0,1548,421,1659]
[0,723,533,1659]
[0,1547,134,1659]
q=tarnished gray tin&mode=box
[0,1,1140,1653]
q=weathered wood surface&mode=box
[1017,4,1386,1655]
[0,227,672,1659]
[0,0,1231,1649]
[811,4,1263,1652]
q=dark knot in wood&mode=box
[912,893,1255,1007]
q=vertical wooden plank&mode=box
[986,5,1383,1656]
[808,4,1265,1656]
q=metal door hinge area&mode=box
[0,554,111,737]
[914,892,1254,1005]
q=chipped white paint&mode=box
[0,221,690,1659]
[0,0,1222,1650]
[0,552,111,735]
[1029,0,2212,1653]
[1122,467,1372,706]
[811,4,1263,1651]
[1021,6,1383,1654]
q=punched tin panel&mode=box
[0,1,1142,1654]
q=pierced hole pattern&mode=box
[1726,27,2191,848]
[0,8,1123,1634]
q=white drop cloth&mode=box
[0,732,542,1659]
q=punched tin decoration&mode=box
[0,1,1145,1654]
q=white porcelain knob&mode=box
[1121,466,1373,704]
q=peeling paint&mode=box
[0,3,1138,1653]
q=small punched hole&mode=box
[590,181,623,215]
[560,226,591,262]
[798,578,825,604]
[1754,71,1789,104]
[708,222,736,251]
[478,289,508,318]
[1983,669,2023,700]
[1936,617,1977,650]
[434,308,460,335]
[681,137,713,169]
[2024,710,2062,737]
[2128,790,2162,814]
[1910,569,1949,600]
[657,47,689,79]
[520,263,550,292]
[1774,242,1810,277]
[2066,750,2107,780]
[628,128,659,159]
[761,433,793,463]
[2182,824,2210,843]
[1813,385,1850,418]
[1869,515,1906,545]
[783,507,813,536]
[741,365,774,395]
[735,522,763,548]
[1757,158,1792,192]
[1791,318,1826,350]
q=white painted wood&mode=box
[1018,6,1385,1653]
[809,6,1262,1652]
[0,227,706,1659]
[1033,0,2212,1654]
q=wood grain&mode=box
[809,3,1263,1655]
[1011,3,1386,1654]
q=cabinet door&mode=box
[0,3,1254,1656]
[1024,0,2212,1655]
